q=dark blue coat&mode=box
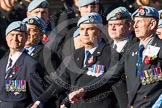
[0,52,44,108]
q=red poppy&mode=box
[144,56,152,65]
[13,66,19,71]
[88,56,94,65]
[144,55,157,65]
[43,35,49,42]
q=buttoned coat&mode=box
[0,51,44,108]
[111,32,139,108]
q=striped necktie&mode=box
[6,58,12,72]
[136,45,145,73]
[5,58,13,79]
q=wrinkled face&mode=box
[6,31,27,51]
[79,4,99,16]
[156,28,162,39]
[25,24,42,47]
[27,8,49,24]
[108,19,129,40]
[133,17,153,39]
[80,23,101,47]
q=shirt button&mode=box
[125,75,128,79]
[127,91,129,94]
[84,64,86,67]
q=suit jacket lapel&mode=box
[74,47,85,68]
[128,43,141,104]
[0,56,9,89]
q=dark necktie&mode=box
[6,58,12,71]
[136,45,145,73]
[85,51,91,63]
[113,44,117,50]
[5,58,13,79]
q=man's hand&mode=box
[60,104,68,108]
[30,104,38,108]
[68,88,85,104]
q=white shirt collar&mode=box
[6,49,24,70]
[113,34,132,53]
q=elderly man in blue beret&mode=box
[106,6,139,108]
[68,6,162,108]
[0,21,44,108]
[31,12,119,108]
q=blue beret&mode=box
[73,28,80,38]
[77,12,102,26]
[106,7,130,21]
[158,19,162,28]
[158,10,162,19]
[78,0,99,7]
[6,21,27,36]
[27,0,49,12]
[23,16,44,27]
[132,6,159,19]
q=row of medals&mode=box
[140,67,162,85]
[5,80,26,92]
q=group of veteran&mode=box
[68,6,162,108]
[0,0,162,108]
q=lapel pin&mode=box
[9,75,12,78]
[97,52,100,54]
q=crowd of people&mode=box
[0,0,162,108]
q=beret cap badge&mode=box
[115,12,122,19]
[139,7,146,16]
[89,15,95,22]
[29,19,34,24]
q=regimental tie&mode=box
[136,45,145,74]
[113,44,117,50]
[5,58,13,79]
[85,50,91,64]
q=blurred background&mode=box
[49,0,162,13]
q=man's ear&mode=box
[150,19,157,30]
[27,12,30,17]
